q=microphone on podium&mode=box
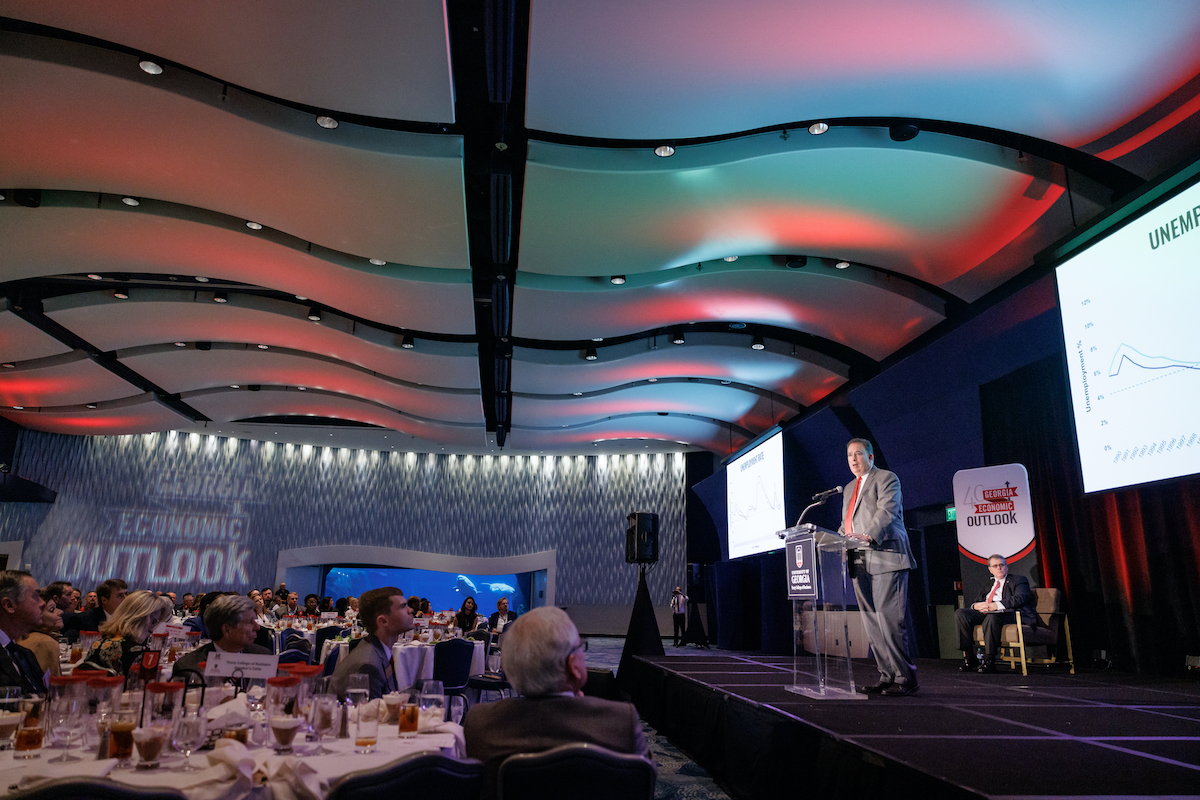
[811,486,843,502]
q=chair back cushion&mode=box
[328,753,483,800]
[498,742,656,800]
[433,638,475,689]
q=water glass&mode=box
[417,680,444,731]
[171,707,206,772]
[14,697,46,759]
[309,693,337,755]
[0,687,24,751]
[353,698,379,754]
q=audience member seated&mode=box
[955,554,1041,673]
[303,593,321,616]
[488,597,518,633]
[254,596,277,626]
[173,594,271,678]
[184,591,230,639]
[456,596,482,632]
[330,586,415,698]
[278,592,300,617]
[0,570,49,694]
[346,596,359,621]
[17,588,65,678]
[64,578,127,642]
[335,597,350,617]
[464,606,649,799]
[82,590,172,675]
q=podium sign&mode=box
[786,533,817,599]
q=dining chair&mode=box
[326,752,484,800]
[9,777,187,800]
[313,625,345,662]
[278,647,311,664]
[497,743,657,800]
[322,642,342,676]
[432,637,475,698]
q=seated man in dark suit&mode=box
[464,606,650,799]
[0,570,48,694]
[955,554,1039,673]
[173,594,271,678]
[63,578,127,643]
[487,597,518,632]
[330,586,414,698]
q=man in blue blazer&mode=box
[839,438,918,696]
[955,554,1039,673]
[0,571,48,694]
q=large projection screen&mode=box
[1056,175,1200,493]
[726,430,787,559]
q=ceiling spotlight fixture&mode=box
[835,260,850,269]
[751,335,766,351]
[610,275,626,285]
[729,322,746,330]
[368,258,386,266]
[1,363,14,369]
[246,221,263,230]
[584,347,598,361]
[653,144,675,157]
[808,121,829,135]
[121,197,140,207]
[889,122,920,142]
[316,115,339,129]
[400,335,414,349]
[11,406,23,410]
[257,344,269,350]
[671,329,685,345]
[295,295,307,301]
[87,274,102,281]
[648,378,658,383]
[720,379,732,385]
[195,276,209,283]
[785,256,808,269]
[173,342,186,347]
[307,306,322,321]
[138,60,163,75]
[591,337,604,342]
[572,392,583,396]
[723,256,738,262]
[230,384,240,389]
[86,403,98,409]
[297,386,306,391]
[113,289,129,300]
[213,291,228,303]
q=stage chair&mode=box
[9,777,186,799]
[327,752,484,800]
[497,743,657,800]
[973,587,1074,675]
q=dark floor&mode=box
[638,651,1200,799]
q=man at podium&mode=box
[839,438,918,696]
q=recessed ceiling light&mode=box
[723,256,738,262]
[808,122,829,135]
[297,386,306,391]
[86,403,98,409]
[835,260,850,269]
[195,276,209,283]
[11,406,23,410]
[174,342,186,347]
[591,337,604,342]
[307,306,322,321]
[671,329,685,345]
[584,347,598,361]
[113,290,129,300]
[400,335,414,349]
[751,336,766,350]
[369,258,386,266]
[295,295,307,301]
[257,344,269,350]
[121,197,140,207]
[87,274,102,281]
[230,384,240,389]
[1,363,14,369]
[720,379,732,385]
[572,392,583,396]
[648,378,658,383]
[654,145,675,157]
[316,115,339,129]
[729,322,746,330]
[0,192,5,201]
[610,275,626,285]
[213,291,228,303]
[138,60,163,75]
[246,221,263,230]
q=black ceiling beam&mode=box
[447,0,530,448]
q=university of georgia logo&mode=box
[795,546,804,569]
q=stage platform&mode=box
[625,653,1200,800]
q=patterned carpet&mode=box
[585,636,731,800]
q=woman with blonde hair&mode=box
[18,588,65,678]
[83,590,173,674]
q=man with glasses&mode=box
[465,607,649,798]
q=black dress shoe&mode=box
[958,657,980,672]
[882,681,919,697]
[857,680,894,694]
[978,658,997,674]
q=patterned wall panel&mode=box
[1,431,685,605]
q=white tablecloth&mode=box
[0,721,461,800]
[317,640,485,689]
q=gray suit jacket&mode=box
[838,467,913,573]
[464,695,649,800]
[330,634,394,698]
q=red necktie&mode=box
[987,579,1000,603]
[845,478,861,533]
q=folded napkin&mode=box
[346,698,382,722]
[426,720,466,756]
[206,693,251,728]
[15,757,117,791]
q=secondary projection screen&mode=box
[1056,175,1200,493]
[726,429,787,559]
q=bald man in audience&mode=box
[465,606,650,799]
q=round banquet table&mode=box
[318,639,485,689]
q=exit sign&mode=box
[945,505,957,522]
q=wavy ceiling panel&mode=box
[121,349,483,424]
[3,207,474,333]
[514,269,942,361]
[45,293,479,388]
[0,310,72,362]
[1,395,186,436]
[0,354,141,408]
[506,415,745,455]
[512,340,846,407]
[0,53,467,267]
[520,136,1073,298]
[0,0,455,122]
[512,383,786,427]
[527,0,1200,143]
